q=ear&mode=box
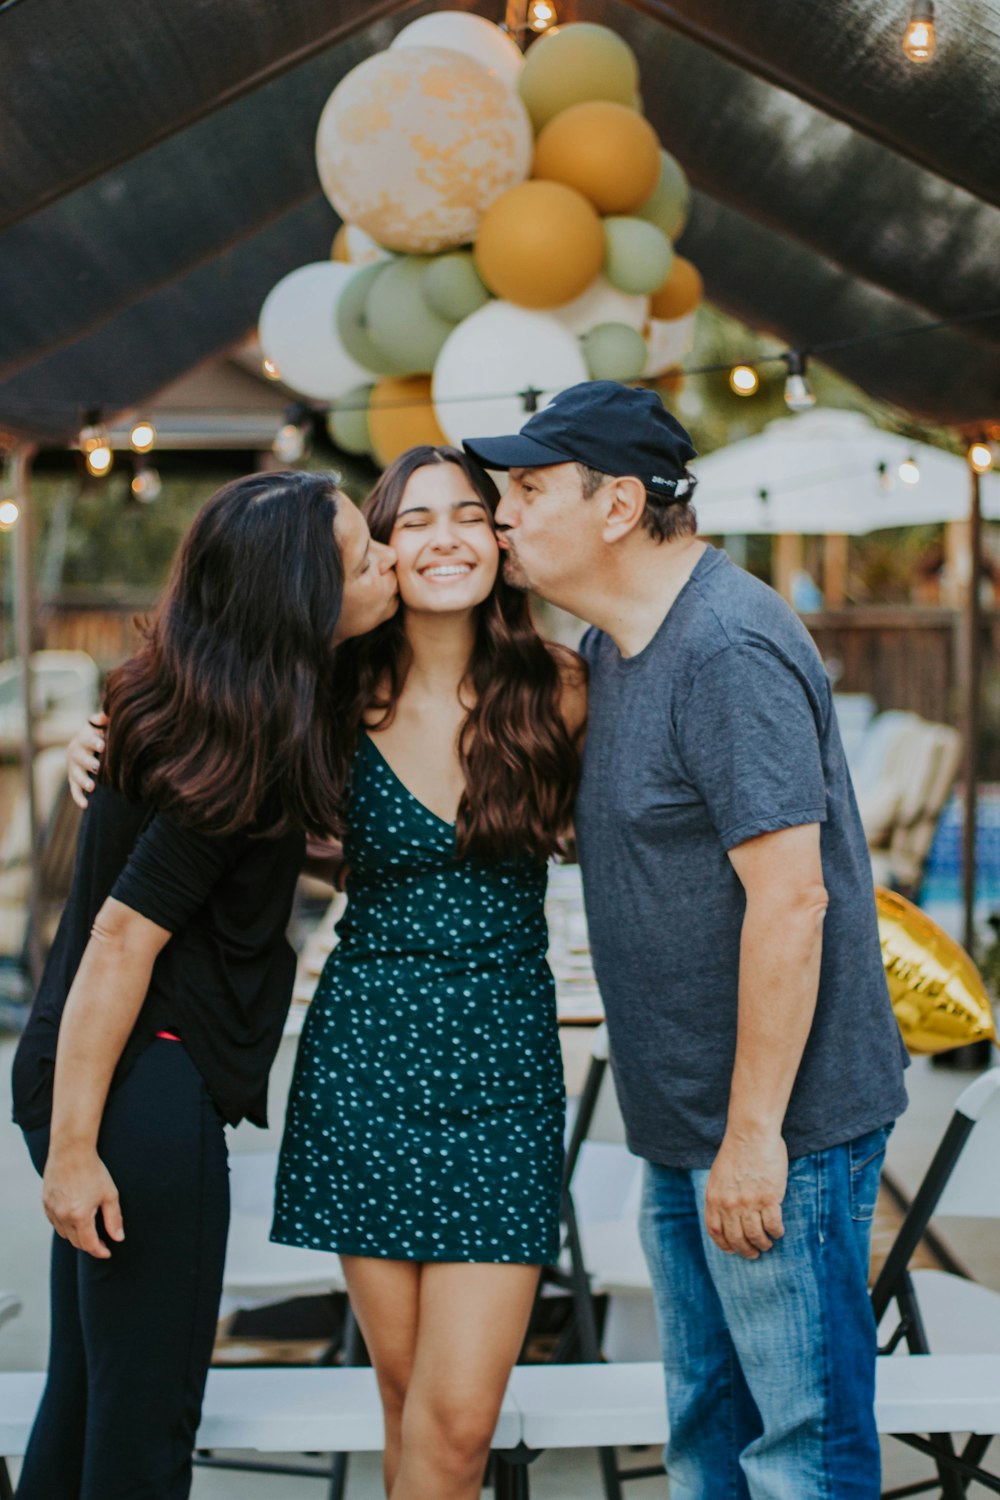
[600,476,648,545]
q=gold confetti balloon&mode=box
[875,887,997,1055]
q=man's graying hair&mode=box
[576,464,699,543]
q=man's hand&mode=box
[43,1147,124,1260]
[704,1128,788,1259]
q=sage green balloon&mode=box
[581,322,648,382]
[603,217,674,296]
[635,149,691,242]
[365,255,455,374]
[335,264,410,376]
[422,252,491,323]
[327,384,374,457]
[518,23,639,131]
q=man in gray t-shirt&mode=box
[466,382,907,1500]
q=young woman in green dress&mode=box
[271,446,586,1500]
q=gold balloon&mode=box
[331,225,351,262]
[649,256,704,321]
[875,887,998,1055]
[367,375,448,468]
[474,180,605,309]
[533,101,661,216]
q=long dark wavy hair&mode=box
[103,470,349,838]
[331,446,582,862]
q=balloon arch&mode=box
[258,16,704,468]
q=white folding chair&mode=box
[871,1067,1000,1497]
[0,1295,22,1500]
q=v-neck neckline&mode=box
[363,733,458,829]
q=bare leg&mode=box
[392,1262,540,1500]
[341,1256,421,1496]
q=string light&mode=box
[262,357,282,380]
[968,442,994,474]
[272,405,311,464]
[903,0,936,62]
[527,0,557,31]
[783,349,816,412]
[131,458,162,502]
[0,499,19,530]
[729,365,759,396]
[899,456,921,485]
[877,461,894,493]
[78,414,114,476]
[85,443,114,477]
[129,419,156,453]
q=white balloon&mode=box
[643,312,697,377]
[551,276,649,337]
[390,12,523,89]
[432,301,588,448]
[259,262,372,400]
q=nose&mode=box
[495,491,516,528]
[374,539,396,571]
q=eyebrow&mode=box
[397,499,488,517]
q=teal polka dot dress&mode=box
[271,734,565,1264]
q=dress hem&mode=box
[269,1232,555,1266]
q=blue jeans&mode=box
[639,1128,889,1500]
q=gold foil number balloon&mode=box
[876,887,998,1055]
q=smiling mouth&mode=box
[420,563,474,579]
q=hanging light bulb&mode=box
[0,499,19,530]
[527,0,557,31]
[131,460,162,503]
[129,419,156,453]
[898,456,921,485]
[262,357,282,381]
[877,461,894,493]
[273,406,311,465]
[968,441,994,474]
[729,365,759,396]
[902,1,936,62]
[783,349,816,412]
[85,442,114,477]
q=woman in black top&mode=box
[10,469,397,1500]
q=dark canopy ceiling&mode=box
[1,0,998,441]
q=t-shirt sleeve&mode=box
[578,626,601,666]
[109,813,244,933]
[677,645,828,850]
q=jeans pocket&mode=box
[848,1126,889,1222]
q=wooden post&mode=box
[961,466,982,957]
[12,444,42,988]
[772,533,803,603]
[824,534,849,607]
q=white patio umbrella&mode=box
[692,409,1000,535]
[692,406,995,958]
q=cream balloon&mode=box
[432,301,588,448]
[643,312,697,378]
[390,12,523,90]
[550,276,649,337]
[258,262,372,400]
[315,47,532,253]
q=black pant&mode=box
[18,1039,230,1500]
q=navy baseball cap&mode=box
[464,381,697,499]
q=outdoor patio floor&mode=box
[2,1038,997,1497]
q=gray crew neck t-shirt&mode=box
[575,545,908,1169]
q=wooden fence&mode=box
[35,600,1000,775]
